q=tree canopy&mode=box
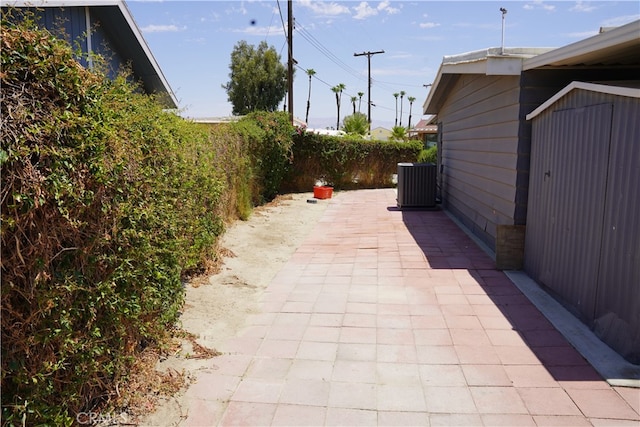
[343,112,368,136]
[223,40,288,115]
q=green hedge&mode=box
[417,145,438,164]
[231,111,295,205]
[0,18,230,425]
[282,132,423,191]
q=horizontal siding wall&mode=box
[440,74,521,251]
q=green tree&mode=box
[350,96,358,114]
[399,90,406,126]
[391,125,407,141]
[305,68,316,124]
[393,92,399,126]
[357,91,364,112]
[223,40,287,115]
[343,112,368,135]
[407,96,416,129]
[331,83,346,129]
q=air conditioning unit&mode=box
[397,162,437,209]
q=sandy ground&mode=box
[138,192,328,426]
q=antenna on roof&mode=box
[500,7,507,55]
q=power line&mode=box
[294,20,366,83]
[374,79,426,89]
[275,0,287,40]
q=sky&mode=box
[126,0,639,130]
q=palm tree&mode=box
[305,69,316,124]
[399,90,406,127]
[407,96,416,129]
[351,96,358,114]
[357,91,364,113]
[391,125,407,141]
[343,112,368,135]
[393,93,399,126]
[331,83,346,129]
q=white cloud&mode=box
[141,24,183,33]
[353,2,378,20]
[378,0,400,15]
[298,0,350,16]
[419,22,439,29]
[352,1,399,20]
[570,1,596,13]
[523,1,556,12]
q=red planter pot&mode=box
[313,186,333,199]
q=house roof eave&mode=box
[523,20,640,70]
[422,47,549,115]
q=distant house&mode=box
[4,0,177,109]
[407,117,437,147]
[423,20,640,362]
[370,127,391,141]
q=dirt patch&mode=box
[137,192,328,426]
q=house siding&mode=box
[525,87,640,363]
[15,7,89,66]
[439,74,522,251]
[89,10,127,80]
[10,6,123,76]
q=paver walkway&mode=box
[181,189,640,426]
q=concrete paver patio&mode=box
[180,189,639,426]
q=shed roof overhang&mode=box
[422,48,549,115]
[6,0,178,109]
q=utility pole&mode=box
[287,0,294,124]
[354,50,384,132]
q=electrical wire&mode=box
[275,0,287,40]
[281,3,416,123]
[294,19,366,84]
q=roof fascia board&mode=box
[442,60,487,75]
[526,81,640,120]
[423,54,524,115]
[523,20,640,70]
[422,63,444,115]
